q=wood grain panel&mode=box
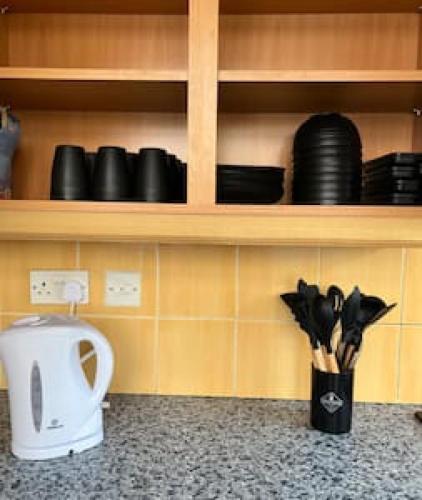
[2,202,422,245]
[188,0,219,206]
[7,0,187,14]
[219,81,422,113]
[8,14,188,69]
[12,110,187,199]
[220,0,421,14]
[413,16,422,150]
[0,79,187,112]
[220,14,418,70]
[218,112,413,203]
[0,16,8,66]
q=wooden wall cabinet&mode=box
[1,0,422,245]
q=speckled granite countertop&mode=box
[0,392,422,499]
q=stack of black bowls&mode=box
[292,113,362,205]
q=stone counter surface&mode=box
[0,392,421,499]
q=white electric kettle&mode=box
[0,314,114,460]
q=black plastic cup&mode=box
[92,146,130,201]
[178,161,187,203]
[134,148,170,202]
[311,366,354,434]
[85,152,96,183]
[50,145,90,200]
[166,153,180,203]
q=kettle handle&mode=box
[78,329,114,407]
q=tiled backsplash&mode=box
[0,241,420,404]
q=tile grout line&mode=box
[396,247,407,403]
[232,245,240,398]
[0,311,418,327]
[153,243,160,394]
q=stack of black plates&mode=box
[217,165,285,204]
[292,113,362,205]
[362,153,422,205]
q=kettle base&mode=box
[12,430,103,461]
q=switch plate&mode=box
[30,270,89,304]
[105,271,141,307]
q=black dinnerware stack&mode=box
[362,153,422,205]
[50,145,187,203]
[292,113,362,205]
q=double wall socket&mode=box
[30,271,89,305]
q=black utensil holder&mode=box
[311,366,354,434]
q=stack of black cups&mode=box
[50,145,187,203]
[292,113,362,205]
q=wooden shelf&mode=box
[6,0,187,14]
[220,0,421,14]
[2,201,422,247]
[0,68,188,112]
[219,70,422,113]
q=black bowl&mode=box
[92,146,130,201]
[134,148,170,202]
[51,145,90,200]
[294,113,362,149]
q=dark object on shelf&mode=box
[364,179,420,196]
[92,146,131,201]
[51,145,90,200]
[362,152,422,205]
[0,109,21,200]
[362,193,420,205]
[175,160,187,203]
[217,165,284,204]
[292,113,362,205]
[415,411,422,423]
[134,148,170,202]
[311,367,354,434]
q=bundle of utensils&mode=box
[281,280,396,373]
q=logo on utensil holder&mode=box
[320,392,343,414]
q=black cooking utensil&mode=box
[281,291,326,372]
[312,294,339,373]
[343,295,396,370]
[338,286,361,363]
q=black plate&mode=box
[294,172,361,183]
[294,147,362,162]
[363,164,420,180]
[217,165,285,204]
[293,198,360,205]
[362,193,420,205]
[364,152,422,169]
[363,178,420,195]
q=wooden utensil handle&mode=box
[343,345,355,370]
[313,347,327,372]
[326,352,340,374]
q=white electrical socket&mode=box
[105,271,141,307]
[30,271,89,305]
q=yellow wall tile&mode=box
[158,320,234,396]
[237,322,311,399]
[399,326,422,403]
[160,245,236,317]
[354,325,399,403]
[320,248,402,323]
[0,241,76,313]
[239,247,319,321]
[85,317,156,394]
[403,249,422,324]
[79,242,156,316]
